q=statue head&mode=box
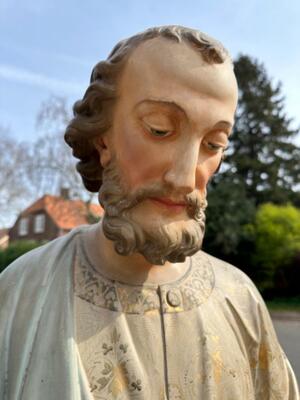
[65,25,238,264]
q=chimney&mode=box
[60,187,70,200]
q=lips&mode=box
[149,197,187,210]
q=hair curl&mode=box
[64,25,231,192]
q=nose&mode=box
[163,143,202,194]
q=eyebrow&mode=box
[212,120,233,135]
[135,98,188,118]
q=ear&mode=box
[94,134,111,168]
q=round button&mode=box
[166,289,181,307]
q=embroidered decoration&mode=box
[75,250,215,314]
[86,328,143,399]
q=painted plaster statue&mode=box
[0,26,299,399]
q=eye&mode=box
[203,140,228,153]
[202,130,229,154]
[149,128,173,137]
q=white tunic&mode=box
[0,226,299,399]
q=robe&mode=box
[0,225,299,399]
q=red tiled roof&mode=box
[21,195,103,230]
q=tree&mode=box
[204,54,300,272]
[0,126,32,226]
[204,178,256,273]
[224,55,300,206]
[0,96,95,228]
[28,96,93,201]
[250,203,300,294]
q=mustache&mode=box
[100,178,207,222]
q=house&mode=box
[0,229,9,249]
[9,193,103,243]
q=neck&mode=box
[81,221,190,285]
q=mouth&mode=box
[149,197,187,212]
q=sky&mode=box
[0,0,299,144]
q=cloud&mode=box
[0,63,85,94]
[55,53,94,69]
[0,42,94,70]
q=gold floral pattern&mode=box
[82,327,143,399]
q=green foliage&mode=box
[223,55,300,206]
[266,296,300,311]
[0,240,43,274]
[85,200,101,224]
[204,178,256,271]
[86,212,101,225]
[250,203,300,293]
[203,54,300,299]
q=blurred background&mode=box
[0,1,300,303]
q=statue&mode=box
[0,26,299,399]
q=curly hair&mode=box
[64,25,231,192]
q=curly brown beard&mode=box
[98,160,207,265]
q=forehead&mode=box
[117,37,238,117]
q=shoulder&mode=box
[195,250,268,326]
[198,250,260,297]
[0,226,88,295]
[196,251,274,347]
[196,252,300,397]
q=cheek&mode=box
[114,125,167,188]
[196,153,223,187]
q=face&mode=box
[97,37,238,264]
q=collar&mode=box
[74,233,215,314]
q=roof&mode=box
[20,195,103,230]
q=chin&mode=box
[102,211,205,265]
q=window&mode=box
[18,218,29,236]
[34,214,45,233]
